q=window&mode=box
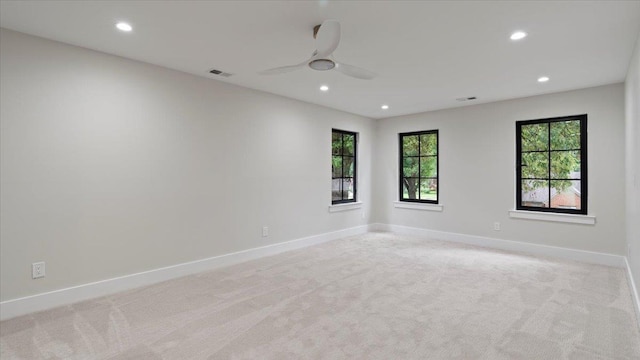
[516,114,587,214]
[332,129,357,204]
[399,130,439,203]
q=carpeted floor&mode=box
[1,232,639,359]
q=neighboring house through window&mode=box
[332,129,357,204]
[399,130,439,203]
[516,114,587,214]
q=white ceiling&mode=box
[1,1,639,119]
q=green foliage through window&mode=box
[400,130,438,203]
[332,129,357,204]
[517,115,587,214]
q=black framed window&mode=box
[516,114,587,214]
[332,129,357,204]
[399,130,439,203]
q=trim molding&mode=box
[0,225,371,321]
[625,257,640,332]
[328,202,363,212]
[509,210,596,225]
[1,223,630,322]
[393,201,443,212]
[370,223,625,268]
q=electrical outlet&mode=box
[32,262,45,279]
[361,211,365,219]
[262,226,269,237]
[493,222,501,231]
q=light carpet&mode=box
[1,232,639,359]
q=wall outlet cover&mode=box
[32,262,45,279]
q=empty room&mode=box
[1,1,640,359]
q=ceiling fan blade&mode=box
[259,61,307,75]
[334,62,377,80]
[314,20,341,58]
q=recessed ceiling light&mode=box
[116,22,133,32]
[538,76,550,82]
[320,85,329,92]
[510,31,527,40]
[381,105,389,110]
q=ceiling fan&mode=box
[260,20,376,80]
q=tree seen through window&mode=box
[332,129,357,204]
[399,130,438,203]
[517,115,587,214]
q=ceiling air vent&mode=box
[209,69,233,77]
[456,96,477,102]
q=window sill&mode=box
[328,202,363,213]
[508,210,596,225]
[393,201,443,212]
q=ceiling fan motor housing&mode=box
[309,59,335,71]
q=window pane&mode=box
[521,152,549,179]
[343,134,355,156]
[331,156,342,178]
[402,178,419,200]
[403,157,419,177]
[402,135,419,156]
[550,180,581,210]
[420,156,437,178]
[342,156,354,177]
[551,151,580,179]
[551,120,580,150]
[342,178,354,200]
[332,179,342,201]
[420,179,437,201]
[400,130,438,204]
[332,132,342,155]
[332,129,357,204]
[521,180,549,208]
[517,116,586,214]
[420,133,437,155]
[521,123,549,151]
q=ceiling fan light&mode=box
[309,59,335,71]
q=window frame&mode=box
[398,130,439,204]
[515,114,588,215]
[331,129,358,205]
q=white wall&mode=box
[0,26,633,308]
[626,32,640,291]
[373,83,626,255]
[0,29,374,302]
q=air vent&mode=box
[209,69,233,77]
[456,96,477,102]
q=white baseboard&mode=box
[0,225,371,321]
[625,257,640,332]
[1,223,629,322]
[370,223,626,268]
